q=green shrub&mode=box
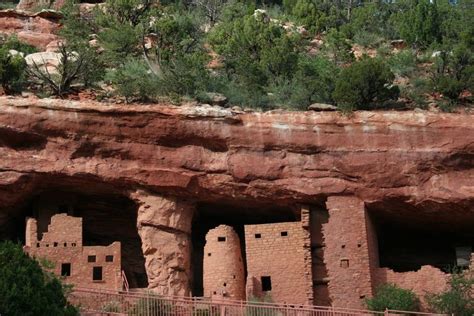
[365,283,419,312]
[268,55,337,110]
[427,270,473,316]
[353,31,383,48]
[0,241,79,316]
[105,59,158,102]
[1,35,37,55]
[393,0,442,48]
[0,47,26,94]
[208,10,301,91]
[432,44,474,101]
[333,57,399,111]
[323,29,354,66]
[388,49,417,77]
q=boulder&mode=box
[205,92,228,106]
[25,51,61,74]
[308,103,338,111]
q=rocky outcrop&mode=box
[0,96,473,297]
[0,9,61,49]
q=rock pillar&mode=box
[130,190,194,296]
[203,225,245,300]
[323,196,376,309]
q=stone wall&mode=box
[203,225,245,300]
[374,266,449,310]
[245,221,310,304]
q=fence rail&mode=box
[70,288,448,316]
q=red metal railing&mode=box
[70,287,449,316]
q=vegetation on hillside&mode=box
[1,0,473,112]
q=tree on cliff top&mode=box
[0,241,78,316]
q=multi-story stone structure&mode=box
[24,213,123,291]
[244,221,312,305]
[203,225,245,300]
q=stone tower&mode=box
[203,225,245,300]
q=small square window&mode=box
[207,253,212,257]
[217,237,226,242]
[71,243,76,247]
[105,255,114,262]
[280,231,288,237]
[61,263,71,277]
[36,243,40,247]
[93,266,103,281]
[88,255,96,263]
[261,276,272,291]
[340,259,349,268]
[53,242,58,247]
[64,243,67,247]
[255,233,261,239]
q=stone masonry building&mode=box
[24,213,123,291]
[203,225,245,300]
[245,221,311,305]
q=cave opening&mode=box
[191,202,300,297]
[0,188,148,288]
[368,201,474,273]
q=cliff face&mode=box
[1,97,471,207]
[0,10,61,49]
[0,97,473,304]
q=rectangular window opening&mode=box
[105,255,114,262]
[88,255,96,263]
[261,276,272,291]
[61,263,71,277]
[93,266,103,281]
[255,233,261,239]
[217,237,226,242]
[280,231,288,237]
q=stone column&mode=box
[323,196,376,309]
[130,190,194,296]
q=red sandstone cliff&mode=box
[0,97,472,306]
[0,9,61,49]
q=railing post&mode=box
[384,308,389,316]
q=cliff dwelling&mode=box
[0,97,472,310]
[0,187,148,289]
[24,213,123,291]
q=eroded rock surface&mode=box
[131,191,194,296]
[0,9,61,49]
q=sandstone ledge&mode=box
[0,96,473,220]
